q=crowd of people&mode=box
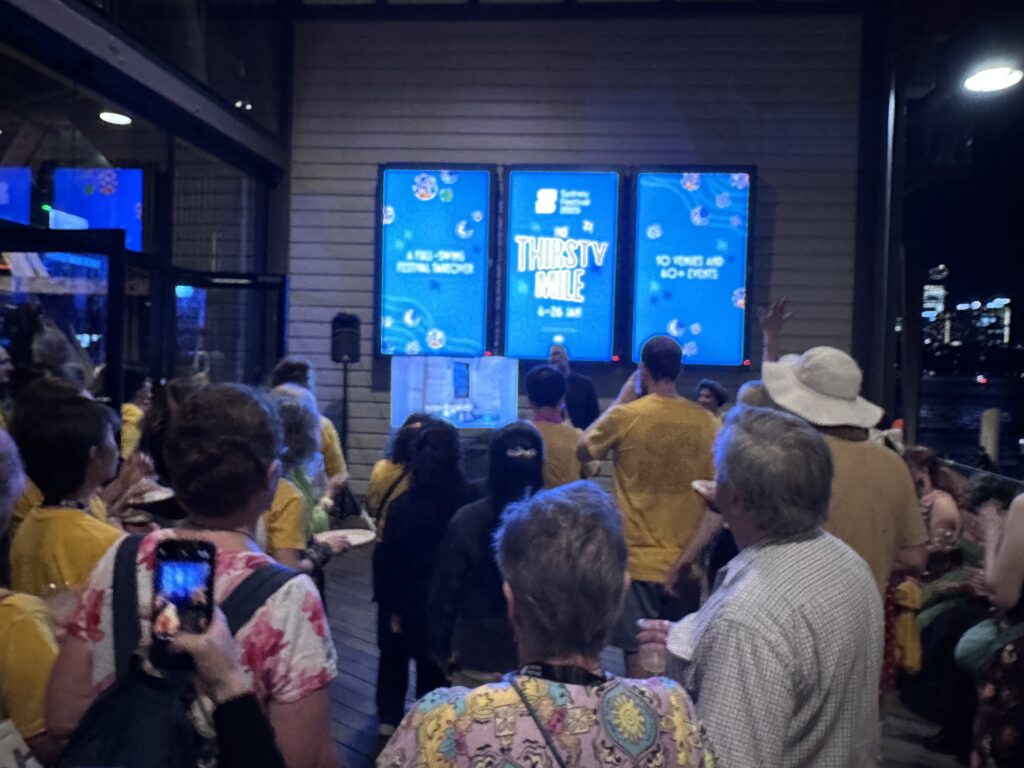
[1,300,1023,768]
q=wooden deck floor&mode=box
[324,545,961,768]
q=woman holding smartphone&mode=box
[46,385,340,768]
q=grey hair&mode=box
[715,406,832,538]
[494,480,628,660]
[0,429,26,533]
[271,384,320,471]
[736,380,778,409]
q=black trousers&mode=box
[375,605,448,727]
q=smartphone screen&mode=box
[151,541,216,665]
[453,362,470,399]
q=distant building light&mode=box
[976,374,989,385]
[921,310,938,319]
[987,298,1011,309]
[956,303,971,311]
[175,285,195,299]
[971,301,982,310]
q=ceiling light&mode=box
[99,111,133,126]
[963,65,1024,93]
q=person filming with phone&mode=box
[45,384,339,768]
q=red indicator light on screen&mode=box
[484,350,492,357]
[612,355,620,362]
[743,359,751,367]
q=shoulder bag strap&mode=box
[112,534,144,680]
[510,678,568,768]
[374,471,408,520]
[220,563,302,635]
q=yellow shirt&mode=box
[824,435,929,594]
[9,480,109,544]
[366,459,408,536]
[0,592,58,741]
[10,506,123,597]
[583,395,718,582]
[533,420,586,489]
[319,416,347,480]
[121,402,145,459]
[264,478,310,553]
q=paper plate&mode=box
[316,529,376,548]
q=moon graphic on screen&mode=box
[403,309,421,328]
[667,318,685,338]
[455,220,474,239]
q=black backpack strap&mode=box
[374,471,408,519]
[112,534,144,680]
[221,563,302,635]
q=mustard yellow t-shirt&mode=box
[0,592,59,741]
[9,481,110,543]
[824,435,929,594]
[582,395,718,582]
[10,506,123,597]
[121,402,145,459]
[533,420,587,489]
[264,478,310,553]
[366,459,408,537]
[319,416,348,480]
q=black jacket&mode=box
[565,371,600,430]
[372,482,476,624]
[429,497,518,674]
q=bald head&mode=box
[548,344,570,375]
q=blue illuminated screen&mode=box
[156,561,211,601]
[632,170,752,365]
[0,167,31,224]
[53,168,144,252]
[390,355,519,430]
[379,168,491,357]
[504,170,619,361]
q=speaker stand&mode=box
[340,359,350,451]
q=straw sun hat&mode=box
[762,346,884,429]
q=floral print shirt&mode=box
[378,674,717,768]
[66,529,338,708]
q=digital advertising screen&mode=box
[52,168,144,252]
[390,355,519,430]
[631,169,753,365]
[504,168,620,361]
[378,167,493,357]
[0,167,32,225]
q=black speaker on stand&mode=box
[330,313,361,452]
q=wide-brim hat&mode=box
[762,346,883,429]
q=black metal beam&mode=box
[295,0,865,22]
[0,0,287,181]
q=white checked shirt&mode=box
[668,531,884,768]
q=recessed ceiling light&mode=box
[99,111,133,126]
[963,65,1024,93]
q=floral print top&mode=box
[66,529,338,708]
[378,674,717,768]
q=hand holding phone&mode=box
[151,540,216,669]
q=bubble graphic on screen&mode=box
[646,224,663,240]
[382,315,395,329]
[689,323,703,336]
[649,281,660,294]
[455,220,474,239]
[730,215,744,228]
[382,205,395,226]
[582,220,595,234]
[405,341,422,355]
[552,334,566,344]
[394,240,405,250]
[471,210,483,223]
[715,192,732,209]
[403,309,421,328]
[98,169,118,196]
[516,280,530,295]
[439,188,454,203]
[730,173,750,190]
[690,207,710,226]
[135,201,143,220]
[682,341,699,357]
[530,223,542,233]
[426,329,447,350]
[412,174,438,201]
[731,288,746,309]
[439,170,459,185]
[681,173,702,192]
[716,239,729,253]
[554,226,569,239]
[667,318,686,338]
